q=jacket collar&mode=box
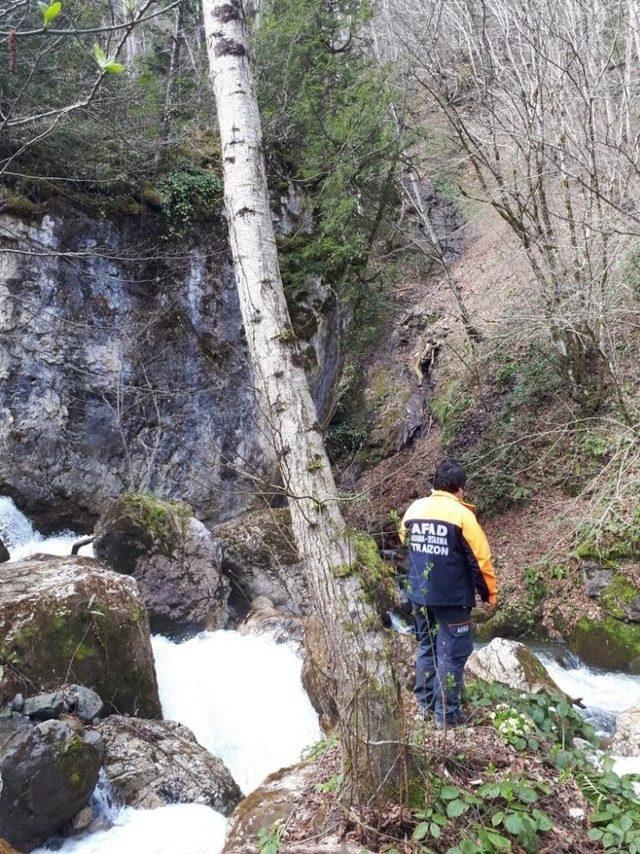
[431,489,476,512]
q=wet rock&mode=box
[610,704,640,756]
[97,716,241,815]
[466,637,563,695]
[0,538,9,564]
[581,562,614,598]
[214,508,309,620]
[22,691,64,721]
[10,694,23,712]
[0,555,161,717]
[71,806,93,832]
[93,494,229,632]
[0,212,340,534]
[223,761,317,853]
[0,715,103,851]
[238,606,305,646]
[63,684,104,723]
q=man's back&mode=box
[401,489,497,608]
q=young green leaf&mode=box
[440,785,461,800]
[105,61,125,74]
[504,813,524,835]
[93,43,107,65]
[412,822,430,841]
[38,1,62,27]
[446,799,466,818]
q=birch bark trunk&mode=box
[202,0,403,799]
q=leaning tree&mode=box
[202,0,403,799]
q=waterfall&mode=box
[0,496,91,561]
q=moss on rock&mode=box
[473,599,544,641]
[599,573,640,622]
[0,555,161,717]
[567,614,640,673]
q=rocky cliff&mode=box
[0,205,341,532]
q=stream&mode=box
[0,498,321,854]
[1,497,640,851]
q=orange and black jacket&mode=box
[399,490,498,608]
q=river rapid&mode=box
[2,497,640,852]
[0,498,321,854]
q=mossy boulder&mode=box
[473,599,544,641]
[566,614,640,673]
[0,555,161,717]
[0,716,103,850]
[598,573,640,622]
[94,494,229,633]
[466,638,564,695]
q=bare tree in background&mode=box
[202,0,403,799]
[377,0,640,411]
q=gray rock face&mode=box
[62,685,104,723]
[97,716,242,815]
[0,210,342,533]
[0,555,161,718]
[466,637,563,695]
[0,716,103,851]
[93,495,229,631]
[214,507,309,620]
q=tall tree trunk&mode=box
[202,0,403,800]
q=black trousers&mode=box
[413,604,473,722]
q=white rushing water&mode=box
[538,651,640,715]
[0,496,320,854]
[40,804,228,854]
[152,631,321,795]
[0,495,92,560]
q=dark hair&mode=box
[433,460,467,493]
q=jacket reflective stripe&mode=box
[400,490,498,606]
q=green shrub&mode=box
[159,168,223,241]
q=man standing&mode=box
[400,460,497,728]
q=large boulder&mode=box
[96,716,241,814]
[93,494,230,632]
[0,555,161,717]
[223,761,316,854]
[610,704,640,756]
[214,508,310,620]
[0,715,103,851]
[466,638,563,695]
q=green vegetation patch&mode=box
[118,492,193,553]
[599,573,640,621]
